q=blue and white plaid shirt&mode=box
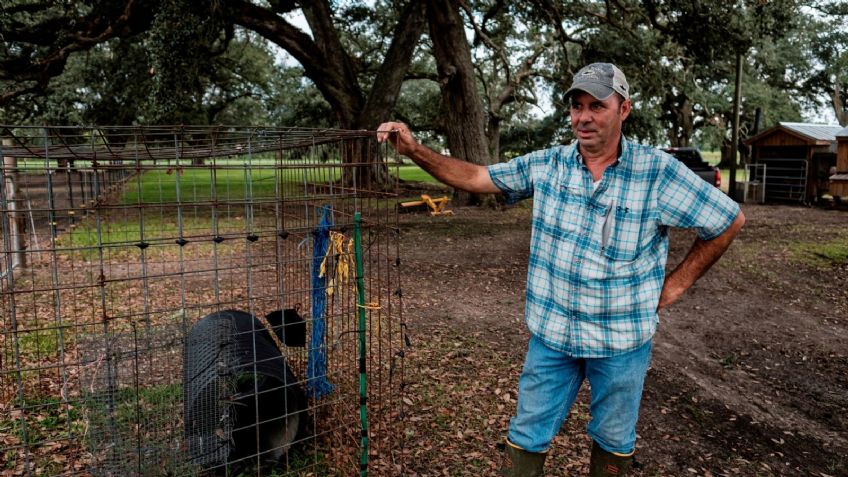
[488,137,740,357]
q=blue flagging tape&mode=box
[306,205,335,399]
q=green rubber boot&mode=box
[500,440,546,477]
[589,441,633,476]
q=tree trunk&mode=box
[832,81,848,127]
[678,98,694,147]
[487,114,501,162]
[664,93,694,147]
[425,0,492,206]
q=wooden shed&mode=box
[744,122,842,203]
[829,127,848,199]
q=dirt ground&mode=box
[397,203,847,477]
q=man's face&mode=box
[569,91,631,156]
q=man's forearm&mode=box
[405,143,498,193]
[377,121,500,194]
[658,211,746,310]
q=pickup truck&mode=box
[662,147,721,188]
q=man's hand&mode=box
[657,210,746,311]
[377,121,419,157]
[657,279,688,311]
[374,120,501,195]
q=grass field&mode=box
[395,164,437,183]
[117,164,437,204]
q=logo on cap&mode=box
[579,68,603,81]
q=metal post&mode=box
[354,212,369,477]
[3,138,26,268]
[729,51,743,201]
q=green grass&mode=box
[57,214,252,250]
[15,329,61,361]
[719,168,749,194]
[84,382,182,430]
[121,168,322,204]
[0,395,82,450]
[80,382,191,475]
[394,164,438,183]
[791,238,848,268]
[702,150,721,165]
[0,402,82,475]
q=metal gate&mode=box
[759,157,808,202]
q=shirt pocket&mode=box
[602,205,643,261]
[535,179,583,237]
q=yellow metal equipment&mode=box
[399,194,453,216]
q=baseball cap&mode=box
[565,63,630,100]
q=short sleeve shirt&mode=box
[488,137,740,357]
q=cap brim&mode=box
[565,83,614,101]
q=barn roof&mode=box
[837,126,848,138]
[746,122,843,145]
[780,122,844,141]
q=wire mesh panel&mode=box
[0,126,406,476]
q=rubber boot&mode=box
[500,440,547,477]
[589,441,633,476]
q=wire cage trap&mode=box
[0,125,407,476]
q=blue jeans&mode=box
[507,336,653,454]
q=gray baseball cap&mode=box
[565,63,630,100]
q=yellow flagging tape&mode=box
[357,302,383,334]
[320,231,354,297]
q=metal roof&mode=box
[779,122,844,142]
[836,126,848,138]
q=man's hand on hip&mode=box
[657,210,746,311]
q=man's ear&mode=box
[619,99,632,120]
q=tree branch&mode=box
[526,0,586,51]
[639,0,671,33]
[228,0,362,125]
[0,82,40,106]
[490,45,545,115]
[458,0,510,82]
[0,0,150,107]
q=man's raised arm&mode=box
[657,210,746,310]
[377,121,501,194]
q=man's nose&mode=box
[574,109,592,123]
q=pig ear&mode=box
[282,308,307,348]
[265,309,284,329]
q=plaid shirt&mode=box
[488,137,740,357]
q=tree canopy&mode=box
[1,0,845,164]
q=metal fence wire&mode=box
[0,126,407,476]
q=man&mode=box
[378,63,745,476]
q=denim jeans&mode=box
[507,336,653,454]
